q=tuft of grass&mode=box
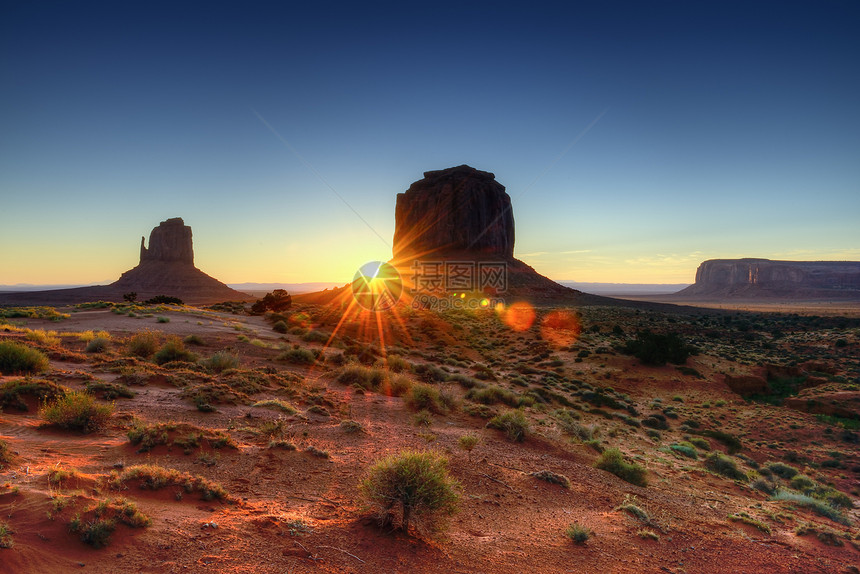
[340,419,365,433]
[126,330,160,358]
[85,381,135,400]
[637,528,659,540]
[669,442,699,459]
[127,421,235,453]
[70,516,115,548]
[85,337,111,353]
[728,511,771,534]
[530,469,571,488]
[457,434,480,460]
[201,350,241,373]
[183,334,205,345]
[0,520,12,548]
[268,439,297,450]
[771,490,851,525]
[565,523,592,544]
[252,399,297,414]
[0,341,49,374]
[111,464,229,501]
[704,452,747,482]
[594,448,647,487]
[359,450,459,534]
[487,410,529,442]
[406,383,445,414]
[277,348,317,365]
[153,337,197,365]
[41,391,113,433]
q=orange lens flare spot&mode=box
[540,310,582,347]
[503,301,536,332]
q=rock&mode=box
[393,165,514,260]
[140,217,194,264]
[675,259,860,299]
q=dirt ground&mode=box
[1,302,858,573]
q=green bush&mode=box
[41,391,114,433]
[359,450,459,534]
[594,448,647,487]
[565,523,592,544]
[272,320,288,334]
[70,516,115,548]
[0,341,49,374]
[201,351,241,373]
[153,337,197,365]
[771,490,850,525]
[126,331,160,358]
[487,410,529,442]
[84,337,110,353]
[623,330,691,365]
[277,348,317,365]
[407,383,444,413]
[670,442,698,459]
[704,452,747,482]
[0,520,12,548]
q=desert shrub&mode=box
[594,448,647,487]
[696,429,742,454]
[145,295,183,305]
[156,316,170,323]
[728,511,771,534]
[126,331,160,358]
[252,399,297,414]
[0,378,66,411]
[487,410,529,442]
[272,320,288,334]
[386,354,410,373]
[337,364,386,390]
[670,442,698,459]
[0,439,11,468]
[789,474,815,492]
[457,434,479,460]
[466,385,519,407]
[359,450,459,534]
[70,516,115,548]
[127,421,235,453]
[623,330,691,365]
[183,334,204,345]
[85,381,135,400]
[340,419,365,433]
[277,348,317,365]
[765,461,799,479]
[153,337,196,365]
[407,383,444,413]
[771,490,850,525]
[689,437,710,451]
[251,289,292,314]
[111,464,228,501]
[530,470,571,488]
[201,351,240,373]
[0,341,49,374]
[704,453,747,482]
[301,330,329,344]
[84,337,110,353]
[41,391,113,433]
[565,523,592,544]
[412,363,448,383]
[449,373,482,389]
[0,521,12,548]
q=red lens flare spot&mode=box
[540,310,582,347]
[503,301,536,332]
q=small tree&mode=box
[251,289,292,315]
[123,292,138,303]
[624,330,692,366]
[359,450,459,534]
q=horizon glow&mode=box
[1,2,858,287]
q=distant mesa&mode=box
[675,258,860,300]
[0,218,252,306]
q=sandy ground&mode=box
[1,303,858,573]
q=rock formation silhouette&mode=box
[0,218,252,305]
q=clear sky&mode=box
[1,1,858,286]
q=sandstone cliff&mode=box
[676,259,860,300]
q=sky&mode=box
[1,0,858,286]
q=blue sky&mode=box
[1,1,858,285]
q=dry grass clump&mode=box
[359,450,459,535]
[530,469,571,488]
[0,341,50,375]
[110,464,229,501]
[126,330,160,358]
[127,421,236,453]
[69,497,151,548]
[486,410,529,442]
[594,448,647,487]
[153,337,197,365]
[40,391,114,433]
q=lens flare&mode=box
[540,309,582,347]
[502,301,536,332]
